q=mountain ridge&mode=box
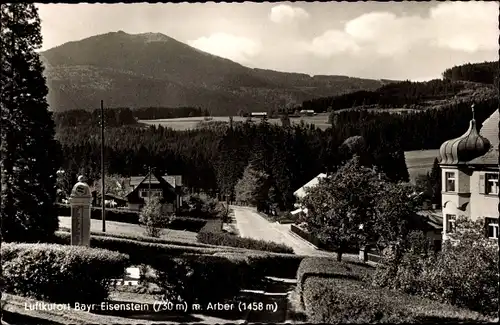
[41,31,389,115]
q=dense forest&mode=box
[442,61,498,85]
[53,61,498,210]
[53,106,210,127]
[301,78,493,113]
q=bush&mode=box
[198,219,223,234]
[57,203,140,224]
[197,232,294,254]
[139,197,171,237]
[1,243,129,304]
[177,194,224,219]
[373,216,499,317]
[296,257,375,304]
[302,277,489,323]
[168,217,207,232]
[151,254,259,306]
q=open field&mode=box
[58,216,198,243]
[140,113,332,130]
[404,149,440,183]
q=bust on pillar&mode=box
[69,175,92,246]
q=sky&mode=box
[36,1,498,81]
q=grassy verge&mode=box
[58,216,198,243]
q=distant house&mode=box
[91,191,128,208]
[299,110,316,116]
[292,173,328,215]
[125,172,183,213]
[251,112,267,118]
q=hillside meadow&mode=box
[140,114,332,131]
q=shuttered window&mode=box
[478,173,486,194]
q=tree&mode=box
[139,197,170,237]
[301,156,418,261]
[1,4,62,242]
[234,163,269,207]
[428,157,441,206]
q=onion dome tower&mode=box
[439,104,491,164]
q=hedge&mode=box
[150,254,262,306]
[214,252,305,279]
[296,257,376,306]
[290,225,359,253]
[1,243,129,304]
[56,227,219,249]
[302,277,490,323]
[58,203,207,232]
[57,203,139,224]
[197,231,294,254]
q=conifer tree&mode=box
[1,3,62,242]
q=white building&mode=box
[438,107,498,241]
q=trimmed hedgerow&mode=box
[57,203,139,224]
[151,254,261,306]
[302,277,490,324]
[56,228,218,249]
[197,231,294,254]
[1,243,129,304]
[296,257,375,296]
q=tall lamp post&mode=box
[100,100,106,232]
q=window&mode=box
[485,173,499,195]
[139,189,162,198]
[445,172,456,192]
[446,214,456,234]
[486,218,499,239]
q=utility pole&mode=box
[100,100,106,232]
[149,166,152,200]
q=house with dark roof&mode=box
[438,106,498,242]
[125,172,183,212]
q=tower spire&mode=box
[471,103,475,120]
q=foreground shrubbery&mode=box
[294,257,489,323]
[373,217,499,317]
[152,252,305,306]
[197,219,294,254]
[198,231,294,254]
[57,203,139,224]
[177,194,226,219]
[152,255,261,306]
[302,277,489,323]
[1,243,129,304]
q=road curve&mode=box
[231,205,334,257]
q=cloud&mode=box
[304,2,497,58]
[269,4,309,24]
[187,33,261,63]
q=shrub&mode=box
[296,257,375,305]
[177,194,224,219]
[168,217,207,232]
[198,219,223,234]
[302,277,489,324]
[151,254,258,306]
[197,231,294,254]
[139,197,172,237]
[57,203,140,224]
[1,243,129,304]
[373,216,499,317]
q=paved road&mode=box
[232,205,337,257]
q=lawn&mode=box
[140,113,332,130]
[404,149,440,183]
[58,216,197,243]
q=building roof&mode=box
[439,118,490,165]
[293,173,328,200]
[467,109,499,165]
[126,172,179,198]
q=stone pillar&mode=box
[69,175,92,246]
